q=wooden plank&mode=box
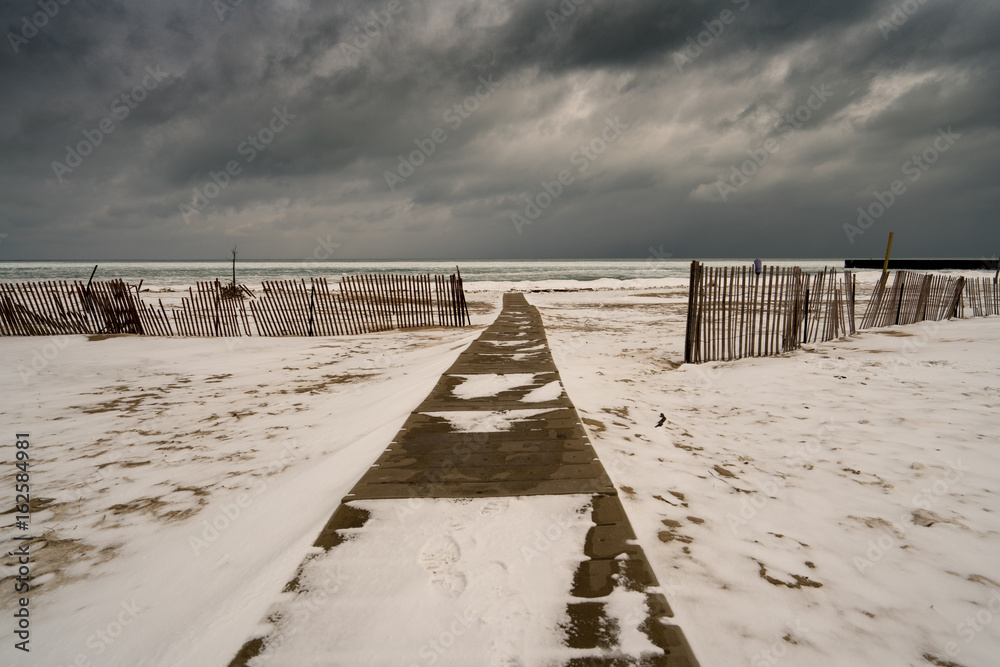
[410,273,419,328]
[310,278,327,336]
[289,279,311,335]
[35,282,65,333]
[371,274,386,330]
[457,268,470,326]
[772,267,785,352]
[760,266,771,356]
[366,274,386,331]
[723,267,732,360]
[399,275,409,328]
[746,267,756,357]
[261,282,281,335]
[67,281,93,333]
[359,275,378,333]
[257,283,277,336]
[338,278,359,335]
[296,279,315,334]
[248,300,266,337]
[428,274,437,326]
[0,289,13,336]
[412,275,420,327]
[327,278,345,335]
[15,283,45,335]
[695,265,708,363]
[348,276,369,333]
[308,278,326,336]
[422,274,429,327]
[706,267,715,361]
[383,273,397,329]
[276,280,301,335]
[947,277,965,319]
[683,262,697,363]
[1,286,25,335]
[357,275,375,332]
[713,267,721,361]
[435,275,444,327]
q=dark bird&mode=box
[655,413,666,428]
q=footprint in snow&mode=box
[481,499,510,516]
[419,535,467,597]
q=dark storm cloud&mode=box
[0,0,998,260]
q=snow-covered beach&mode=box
[2,276,999,666]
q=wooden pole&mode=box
[684,261,698,364]
[308,283,316,336]
[881,232,894,280]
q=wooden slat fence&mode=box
[248,273,469,337]
[859,271,965,329]
[0,273,469,337]
[172,280,252,337]
[963,276,1000,317]
[0,279,172,336]
[684,262,854,364]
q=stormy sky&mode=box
[1,0,998,261]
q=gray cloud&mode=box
[0,0,998,260]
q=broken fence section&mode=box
[0,279,171,337]
[0,273,470,337]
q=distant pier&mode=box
[845,258,998,270]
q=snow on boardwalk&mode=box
[230,293,700,666]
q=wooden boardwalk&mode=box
[230,293,699,666]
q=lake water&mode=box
[0,258,850,291]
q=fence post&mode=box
[308,284,316,336]
[684,261,699,364]
[802,286,810,344]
